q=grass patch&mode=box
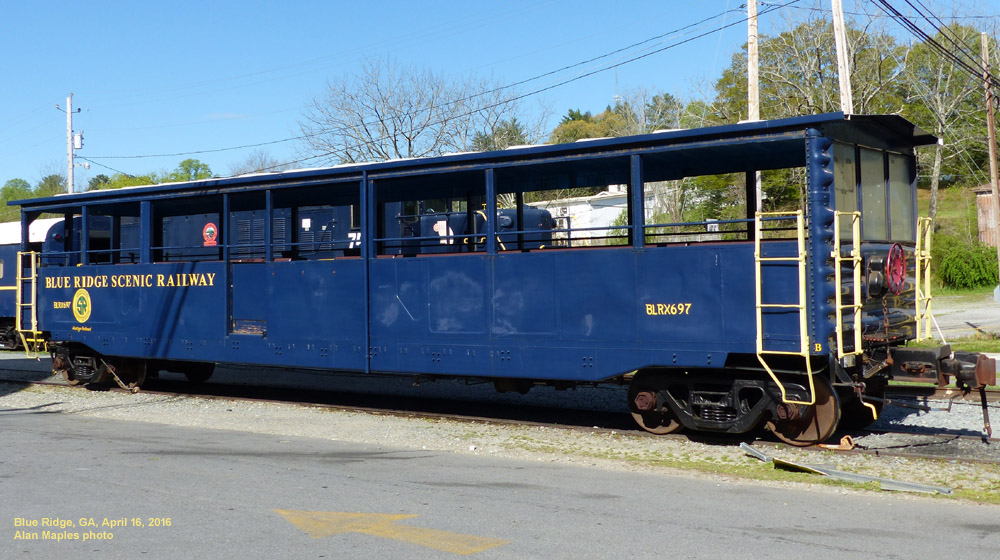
[909,335,1000,353]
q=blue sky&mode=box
[1,0,995,190]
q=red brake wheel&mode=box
[885,243,906,295]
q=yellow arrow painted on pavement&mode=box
[274,510,509,555]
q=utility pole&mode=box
[831,0,854,114]
[748,0,760,122]
[748,0,762,211]
[66,93,74,194]
[55,93,84,194]
[981,33,1000,291]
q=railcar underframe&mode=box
[11,113,996,445]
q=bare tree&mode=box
[228,149,293,176]
[299,57,539,164]
[897,23,989,220]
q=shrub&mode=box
[933,234,999,289]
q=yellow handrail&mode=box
[915,217,933,341]
[753,211,815,406]
[833,211,862,359]
[15,251,45,358]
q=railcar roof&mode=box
[11,112,934,210]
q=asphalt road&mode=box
[930,291,1000,340]
[3,409,999,559]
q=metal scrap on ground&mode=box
[740,443,953,495]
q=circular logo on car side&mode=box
[73,289,92,323]
[203,222,218,246]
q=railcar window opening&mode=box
[636,140,808,245]
[641,173,751,244]
[35,212,121,267]
[156,212,223,262]
[374,170,486,256]
[115,215,142,264]
[494,157,629,251]
[83,204,142,265]
[268,182,362,260]
[136,195,225,263]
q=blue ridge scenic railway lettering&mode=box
[43,273,216,290]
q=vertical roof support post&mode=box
[264,190,273,262]
[80,205,90,266]
[630,154,644,249]
[485,168,497,255]
[20,211,31,253]
[139,201,153,264]
[746,171,757,241]
[515,191,524,251]
[222,194,231,262]
[111,214,121,264]
[361,172,373,375]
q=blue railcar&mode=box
[10,113,995,444]
[0,218,62,348]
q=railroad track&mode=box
[885,385,1000,402]
[2,372,996,466]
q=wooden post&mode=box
[981,32,1000,289]
[832,0,854,114]
[748,0,762,213]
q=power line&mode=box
[75,156,136,178]
[87,8,738,161]
[88,1,801,168]
[872,0,1000,89]
[258,0,803,172]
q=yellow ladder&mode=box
[833,211,862,359]
[15,251,45,358]
[914,217,933,341]
[754,211,815,406]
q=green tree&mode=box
[549,117,604,143]
[35,174,67,198]
[0,178,33,221]
[165,159,213,183]
[472,118,529,151]
[89,173,160,191]
[710,17,903,122]
[88,174,111,190]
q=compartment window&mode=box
[860,148,888,241]
[375,170,486,256]
[495,158,628,250]
[888,153,915,242]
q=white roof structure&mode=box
[0,218,63,245]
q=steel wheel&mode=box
[52,353,81,385]
[628,377,682,435]
[766,374,840,446]
[183,363,215,383]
